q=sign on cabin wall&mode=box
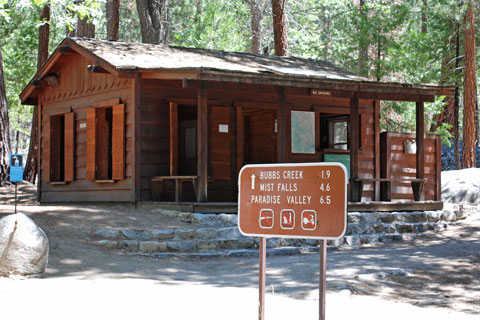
[291,111,315,154]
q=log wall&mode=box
[39,54,134,202]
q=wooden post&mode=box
[319,239,327,320]
[416,101,425,201]
[169,102,178,176]
[374,100,381,201]
[349,93,360,201]
[197,82,208,202]
[134,73,142,202]
[258,236,266,320]
[277,87,287,163]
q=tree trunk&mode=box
[24,3,50,184]
[358,0,368,76]
[421,0,428,34]
[251,0,262,54]
[323,11,330,61]
[462,1,477,168]
[67,0,95,38]
[454,23,461,169]
[77,16,95,38]
[136,0,169,44]
[0,40,11,186]
[106,0,120,41]
[271,0,288,56]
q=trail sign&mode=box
[238,162,347,240]
[10,154,24,182]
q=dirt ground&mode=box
[0,182,479,319]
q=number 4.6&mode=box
[319,183,330,192]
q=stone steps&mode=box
[92,204,471,257]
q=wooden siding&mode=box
[139,80,379,202]
[381,132,441,201]
[39,53,134,202]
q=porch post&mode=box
[349,93,360,201]
[415,101,425,200]
[277,86,287,163]
[197,81,208,202]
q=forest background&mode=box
[0,0,478,185]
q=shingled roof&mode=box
[70,37,367,81]
[21,37,454,104]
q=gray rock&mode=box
[167,241,195,252]
[152,229,175,240]
[217,227,241,240]
[395,224,414,233]
[266,238,281,248]
[121,240,139,252]
[379,213,396,223]
[195,228,218,239]
[121,229,152,241]
[360,234,379,245]
[139,241,162,253]
[178,212,193,223]
[95,229,121,239]
[384,224,397,234]
[196,240,220,251]
[0,213,49,276]
[347,212,362,224]
[175,229,195,240]
[344,235,360,247]
[441,210,457,222]
[97,240,119,249]
[426,211,442,222]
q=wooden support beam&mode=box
[374,100,381,201]
[349,93,360,202]
[32,75,59,88]
[169,102,178,176]
[87,65,109,74]
[58,46,74,53]
[197,81,208,202]
[277,87,287,163]
[416,101,425,200]
[134,73,142,202]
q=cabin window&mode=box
[320,114,365,151]
[48,112,75,183]
[329,118,349,150]
[291,111,315,154]
[86,103,125,181]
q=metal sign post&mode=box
[238,162,347,320]
[10,154,24,213]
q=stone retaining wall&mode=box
[93,204,471,258]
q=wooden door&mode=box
[244,111,277,164]
[179,119,197,175]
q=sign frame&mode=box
[238,162,348,241]
[9,154,24,182]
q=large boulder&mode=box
[442,168,480,204]
[0,213,49,276]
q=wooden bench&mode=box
[151,176,198,202]
[353,178,425,202]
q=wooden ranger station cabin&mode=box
[20,38,453,209]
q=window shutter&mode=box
[86,108,96,180]
[111,104,125,180]
[64,112,75,182]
